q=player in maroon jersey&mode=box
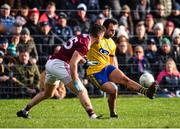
[16,24,106,119]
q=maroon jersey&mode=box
[50,34,90,63]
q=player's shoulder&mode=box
[101,37,114,43]
[76,34,90,45]
[77,34,89,40]
[101,37,116,47]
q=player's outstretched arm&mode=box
[69,50,83,81]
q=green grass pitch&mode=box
[0,97,180,128]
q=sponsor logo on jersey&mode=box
[99,48,109,55]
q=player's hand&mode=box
[82,60,99,69]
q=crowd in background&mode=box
[0,0,180,99]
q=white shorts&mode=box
[45,59,72,85]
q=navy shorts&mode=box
[88,65,116,87]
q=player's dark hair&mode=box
[103,18,118,29]
[89,24,106,37]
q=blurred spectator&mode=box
[118,5,134,35]
[70,3,90,34]
[73,25,82,36]
[24,8,40,41]
[12,49,40,98]
[39,1,58,27]
[0,49,17,98]
[151,0,173,17]
[15,5,29,26]
[100,5,113,19]
[7,34,20,57]
[0,37,8,53]
[172,28,180,71]
[116,35,133,73]
[156,58,180,97]
[168,2,180,28]
[164,21,175,42]
[11,22,23,35]
[127,45,151,82]
[152,3,167,25]
[0,37,9,63]
[130,21,147,50]
[0,3,15,35]
[35,21,56,71]
[57,0,80,17]
[85,0,100,22]
[95,14,105,25]
[52,12,73,43]
[153,22,164,49]
[133,0,151,21]
[145,13,155,35]
[17,27,38,64]
[144,37,159,76]
[157,38,174,72]
[116,25,129,40]
[0,50,10,98]
[109,0,121,18]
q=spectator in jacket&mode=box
[24,8,40,41]
[0,50,13,98]
[156,58,180,97]
[152,3,167,25]
[11,22,23,35]
[130,21,147,50]
[116,35,133,74]
[152,22,164,49]
[15,5,29,26]
[70,3,91,34]
[35,21,56,71]
[0,4,15,35]
[145,13,155,36]
[7,34,20,57]
[12,49,40,98]
[0,37,9,64]
[39,1,58,27]
[164,21,175,42]
[95,14,106,26]
[144,37,159,76]
[52,12,73,43]
[172,28,180,71]
[168,2,180,28]
[118,5,134,35]
[133,0,151,21]
[157,38,174,72]
[17,27,38,64]
[127,45,151,82]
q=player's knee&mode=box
[111,82,118,95]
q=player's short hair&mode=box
[103,18,118,29]
[89,24,106,38]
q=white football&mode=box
[139,72,155,88]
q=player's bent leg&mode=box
[100,82,118,118]
[66,81,99,119]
